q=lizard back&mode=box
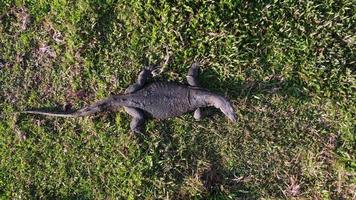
[125,82,196,119]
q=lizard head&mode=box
[209,95,237,124]
[221,103,237,124]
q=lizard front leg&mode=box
[187,62,204,120]
[186,62,200,87]
[193,108,203,120]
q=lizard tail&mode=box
[22,96,121,117]
[22,110,78,117]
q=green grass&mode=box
[0,0,355,199]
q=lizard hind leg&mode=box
[124,65,160,133]
[124,106,146,133]
[125,69,151,93]
[125,65,161,94]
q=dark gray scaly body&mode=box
[119,82,204,119]
[23,63,236,133]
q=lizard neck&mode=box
[188,88,215,108]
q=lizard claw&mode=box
[146,64,162,77]
[146,47,171,77]
[151,67,163,77]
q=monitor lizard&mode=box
[23,63,237,133]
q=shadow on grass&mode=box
[137,120,258,199]
[198,68,310,102]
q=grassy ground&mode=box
[0,0,355,199]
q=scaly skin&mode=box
[114,81,236,121]
[23,63,236,133]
